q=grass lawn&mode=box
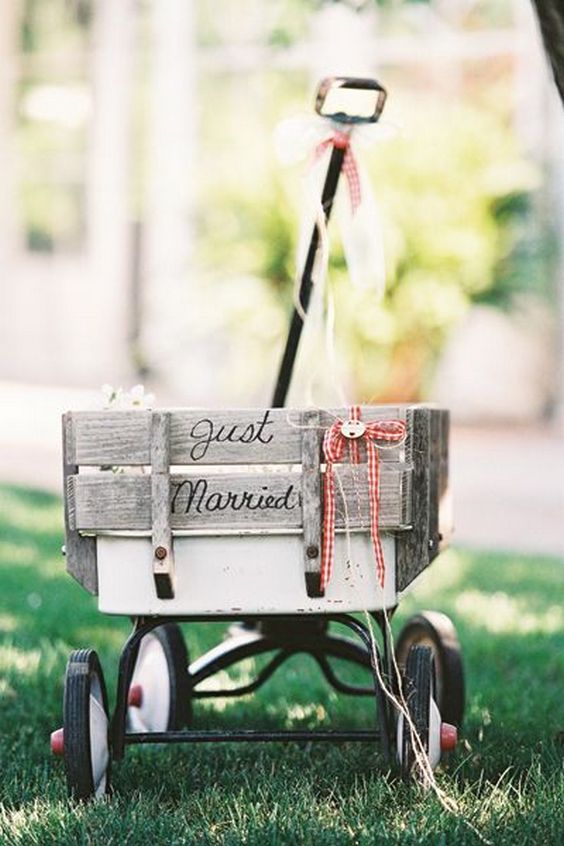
[0,484,563,845]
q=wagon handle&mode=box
[271,77,387,409]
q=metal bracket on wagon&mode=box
[301,409,323,598]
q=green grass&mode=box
[0,484,563,845]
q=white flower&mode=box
[100,384,123,408]
[128,384,155,408]
[98,384,155,410]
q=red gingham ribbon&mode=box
[315,130,362,214]
[321,406,406,592]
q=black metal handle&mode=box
[271,143,346,408]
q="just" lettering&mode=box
[188,411,274,461]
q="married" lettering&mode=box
[171,478,300,515]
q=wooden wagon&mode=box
[51,402,463,799]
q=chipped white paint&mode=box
[96,532,397,615]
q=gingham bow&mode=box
[315,130,361,213]
[321,405,406,592]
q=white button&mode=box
[341,419,366,439]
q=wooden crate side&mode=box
[438,409,452,551]
[395,407,431,593]
[67,406,408,467]
[428,408,441,562]
[69,465,411,533]
[62,413,98,595]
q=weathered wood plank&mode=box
[67,406,408,466]
[395,407,431,593]
[301,409,323,597]
[62,412,98,595]
[151,411,175,599]
[428,408,441,561]
[438,409,452,551]
[69,465,411,533]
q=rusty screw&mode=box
[306,544,319,559]
[155,546,168,560]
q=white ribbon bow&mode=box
[274,114,398,406]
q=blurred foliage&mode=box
[21,0,90,53]
[345,102,542,400]
[198,0,312,48]
[14,0,548,400]
[199,95,542,401]
[19,0,90,251]
[18,118,86,251]
[197,0,515,49]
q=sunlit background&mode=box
[0,0,562,552]
[0,7,563,837]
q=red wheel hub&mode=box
[440,722,458,752]
[128,684,143,708]
[50,727,64,756]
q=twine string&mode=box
[330,414,492,844]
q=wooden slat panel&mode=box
[428,408,441,561]
[69,465,411,533]
[62,413,98,595]
[170,409,298,466]
[72,411,151,465]
[67,406,408,466]
[438,409,452,551]
[395,407,431,593]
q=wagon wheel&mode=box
[63,649,111,801]
[396,645,442,782]
[127,623,192,733]
[395,611,465,727]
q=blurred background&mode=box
[0,0,562,555]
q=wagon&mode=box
[51,402,464,798]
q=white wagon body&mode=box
[96,532,397,616]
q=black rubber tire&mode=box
[396,610,465,727]
[63,649,110,801]
[128,623,192,730]
[156,623,192,728]
[400,644,433,781]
